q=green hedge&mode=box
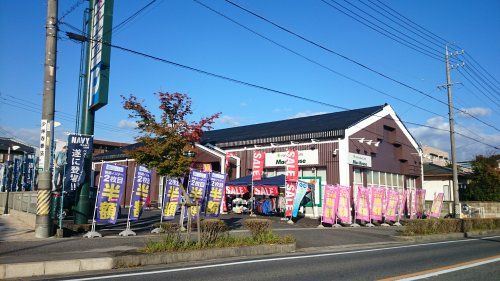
[400,218,500,236]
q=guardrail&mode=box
[0,191,37,214]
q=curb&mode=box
[0,243,295,280]
[393,232,464,242]
[464,229,500,238]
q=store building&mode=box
[201,104,423,216]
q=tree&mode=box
[460,154,500,202]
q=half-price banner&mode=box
[429,192,444,218]
[337,185,351,224]
[129,165,151,221]
[384,189,399,222]
[322,184,339,225]
[285,149,299,182]
[96,163,127,224]
[370,186,385,221]
[416,189,426,218]
[205,172,226,218]
[162,177,182,220]
[356,186,370,222]
[285,181,297,217]
[252,151,265,181]
[292,181,308,218]
[64,134,93,191]
[187,169,209,219]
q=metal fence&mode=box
[0,191,37,214]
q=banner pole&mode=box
[351,186,360,227]
[83,161,103,238]
[120,163,136,236]
[366,186,375,227]
[58,165,66,231]
[152,176,166,234]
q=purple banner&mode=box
[129,165,151,221]
[187,169,209,219]
[205,172,226,218]
[162,177,182,220]
[96,163,127,224]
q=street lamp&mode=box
[3,145,20,215]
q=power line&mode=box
[108,0,161,36]
[222,0,499,132]
[59,0,86,22]
[456,68,500,109]
[61,30,499,150]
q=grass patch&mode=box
[398,218,500,236]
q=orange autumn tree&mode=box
[122,92,220,178]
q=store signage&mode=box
[265,150,319,167]
[348,153,372,167]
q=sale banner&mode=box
[398,189,407,217]
[429,192,444,218]
[337,185,351,224]
[252,151,265,181]
[322,184,339,224]
[96,163,127,224]
[253,186,279,196]
[129,165,151,221]
[356,186,370,222]
[285,149,299,183]
[292,181,308,217]
[285,181,297,217]
[162,177,182,220]
[225,186,249,195]
[384,189,399,222]
[205,172,226,218]
[225,152,235,170]
[416,189,427,218]
[370,186,385,221]
[187,169,209,219]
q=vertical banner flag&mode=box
[285,181,297,217]
[96,163,127,224]
[11,159,20,191]
[162,177,181,220]
[252,151,265,181]
[337,185,352,224]
[356,186,370,222]
[416,189,426,218]
[429,192,444,218]
[129,165,151,221]
[384,190,399,222]
[322,184,339,224]
[64,134,93,191]
[409,189,416,219]
[371,186,385,221]
[187,169,209,218]
[205,172,226,217]
[292,180,308,217]
[285,149,299,183]
[398,189,407,217]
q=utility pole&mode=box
[444,45,461,219]
[36,0,58,238]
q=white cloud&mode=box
[458,107,492,118]
[217,115,241,127]
[289,111,328,119]
[409,116,500,161]
[0,125,69,147]
[239,102,248,107]
[118,119,137,129]
[272,107,292,113]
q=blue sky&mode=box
[0,0,499,161]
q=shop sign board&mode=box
[348,152,372,167]
[265,150,318,167]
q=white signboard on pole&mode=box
[348,152,372,167]
[265,150,319,167]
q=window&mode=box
[353,168,363,185]
[373,171,380,185]
[392,174,398,188]
[380,172,387,186]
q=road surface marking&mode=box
[64,235,500,281]
[378,255,500,281]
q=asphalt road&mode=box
[49,236,500,281]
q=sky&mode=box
[0,0,499,161]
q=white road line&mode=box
[399,257,500,281]
[64,235,500,281]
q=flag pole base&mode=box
[332,223,342,228]
[119,228,136,237]
[393,222,402,227]
[317,224,325,228]
[287,219,294,225]
[350,223,361,227]
[151,227,162,234]
[365,223,375,227]
[83,231,102,238]
[381,223,391,227]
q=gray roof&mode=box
[0,137,36,154]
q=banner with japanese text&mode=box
[285,149,299,183]
[371,186,385,221]
[162,177,182,220]
[187,169,209,219]
[96,163,127,224]
[416,189,426,218]
[356,186,370,222]
[129,165,151,221]
[252,151,265,181]
[292,181,308,217]
[205,172,226,217]
[64,134,93,191]
[384,189,399,222]
[11,159,20,191]
[398,189,407,216]
[337,185,351,224]
[429,192,444,218]
[322,184,339,224]
[285,181,297,217]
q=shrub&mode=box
[400,219,461,236]
[200,219,228,245]
[244,218,272,238]
[462,218,500,232]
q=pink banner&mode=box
[370,186,385,221]
[409,189,416,219]
[416,189,426,218]
[430,192,444,218]
[355,186,370,222]
[384,189,399,222]
[337,185,351,224]
[285,182,297,217]
[398,189,407,217]
[322,184,339,224]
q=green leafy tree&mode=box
[460,154,500,201]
